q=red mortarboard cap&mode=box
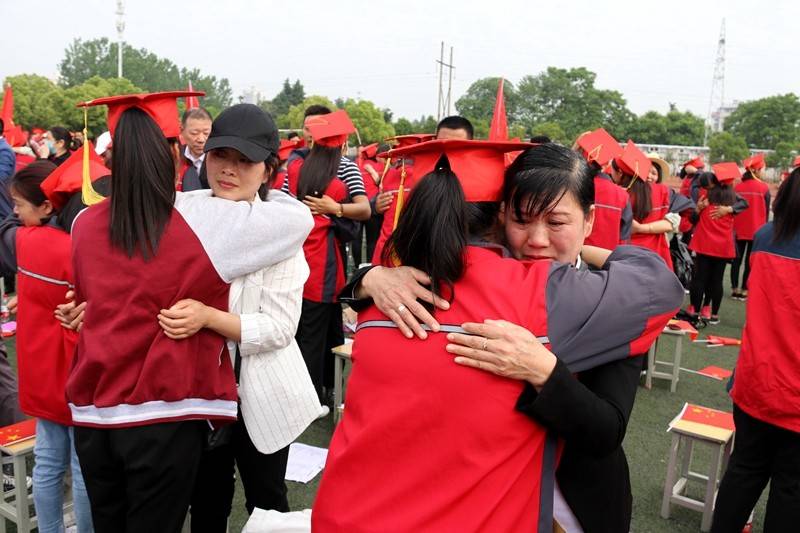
[683,156,705,170]
[614,140,652,182]
[576,128,623,167]
[386,134,436,148]
[360,143,379,160]
[278,138,305,161]
[40,142,109,210]
[712,162,741,183]
[385,139,535,202]
[78,91,206,139]
[793,155,800,168]
[742,153,765,171]
[305,110,356,147]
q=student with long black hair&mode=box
[64,92,312,533]
[731,153,771,300]
[712,167,800,532]
[316,140,682,531]
[688,164,745,324]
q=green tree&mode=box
[343,99,395,144]
[278,96,337,129]
[455,77,520,125]
[766,141,796,169]
[529,122,568,144]
[261,79,305,117]
[1,74,62,129]
[53,76,142,136]
[58,38,232,114]
[724,94,800,149]
[626,107,705,146]
[708,132,750,163]
[392,118,414,136]
[516,67,634,142]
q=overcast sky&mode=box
[2,0,798,120]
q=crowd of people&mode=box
[0,86,797,533]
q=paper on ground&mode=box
[285,443,328,483]
[242,508,312,533]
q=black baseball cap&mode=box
[204,103,279,162]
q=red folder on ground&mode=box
[696,365,733,380]
[706,335,741,346]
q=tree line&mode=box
[3,39,800,168]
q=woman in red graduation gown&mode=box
[688,163,745,324]
[285,110,358,409]
[610,141,674,268]
[313,140,683,532]
[712,168,800,532]
[731,153,770,300]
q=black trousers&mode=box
[296,299,344,400]
[190,415,290,533]
[690,253,728,315]
[730,239,754,290]
[74,421,206,533]
[351,215,383,266]
[712,405,800,532]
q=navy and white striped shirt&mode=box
[283,153,366,199]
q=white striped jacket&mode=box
[230,244,324,454]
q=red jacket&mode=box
[16,226,76,425]
[733,178,770,240]
[371,163,415,264]
[585,175,630,249]
[67,201,236,428]
[314,246,682,532]
[286,158,348,303]
[689,190,736,259]
[630,182,673,268]
[732,223,800,432]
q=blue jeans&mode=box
[33,418,94,533]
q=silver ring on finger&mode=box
[397,304,407,313]
[481,338,488,351]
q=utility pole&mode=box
[436,42,455,120]
[704,18,726,146]
[116,0,126,78]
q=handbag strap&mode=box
[234,344,242,385]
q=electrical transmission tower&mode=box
[436,42,455,121]
[116,0,126,78]
[704,19,726,146]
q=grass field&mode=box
[3,272,766,532]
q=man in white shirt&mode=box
[180,108,213,191]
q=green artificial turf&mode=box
[3,270,767,532]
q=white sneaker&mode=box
[316,405,330,420]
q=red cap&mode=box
[683,156,705,170]
[614,140,652,182]
[576,128,623,167]
[793,155,800,168]
[386,134,436,148]
[360,143,379,160]
[305,110,355,147]
[278,138,305,161]
[78,91,206,139]
[385,139,535,202]
[39,142,109,210]
[742,153,765,171]
[712,162,741,183]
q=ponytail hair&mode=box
[297,143,341,200]
[612,159,652,221]
[109,107,176,260]
[698,171,736,206]
[383,167,468,308]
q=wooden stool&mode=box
[331,342,353,424]
[645,327,687,392]
[661,407,734,532]
[0,436,37,533]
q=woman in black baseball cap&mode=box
[158,103,324,531]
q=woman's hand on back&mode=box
[359,266,449,339]
[55,290,86,331]
[158,299,212,340]
[446,319,557,391]
[303,194,339,216]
